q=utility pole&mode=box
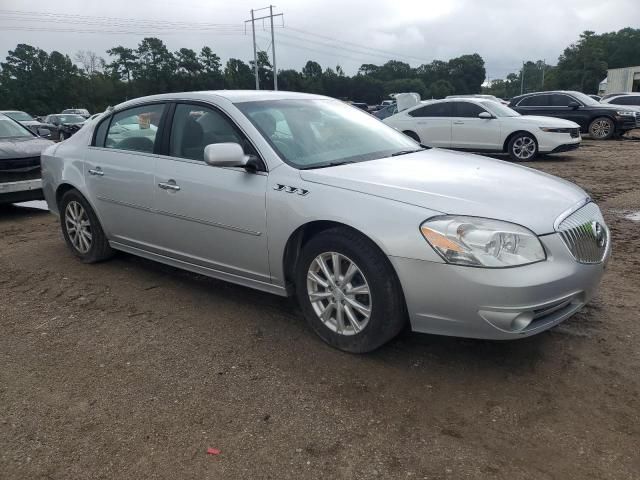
[269,5,278,90]
[250,9,259,90]
[520,62,525,95]
[541,59,546,90]
[245,6,283,91]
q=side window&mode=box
[105,104,165,153]
[550,94,574,107]
[93,117,110,147]
[519,95,551,107]
[169,103,257,161]
[408,102,453,117]
[453,102,486,117]
[612,96,640,105]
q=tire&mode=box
[588,117,614,140]
[59,131,65,141]
[59,189,114,263]
[508,132,538,161]
[295,227,406,353]
[403,130,420,142]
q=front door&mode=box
[407,102,453,148]
[85,103,167,249]
[153,103,270,283]
[450,101,501,150]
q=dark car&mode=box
[350,102,370,112]
[43,114,86,141]
[0,110,53,139]
[0,113,54,204]
[509,90,639,140]
[61,108,91,119]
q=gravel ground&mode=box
[1,137,639,480]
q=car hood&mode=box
[299,149,588,234]
[509,115,580,128]
[0,137,55,160]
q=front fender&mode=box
[266,166,445,286]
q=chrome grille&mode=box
[557,202,608,264]
[635,112,640,128]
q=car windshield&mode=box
[0,117,33,138]
[480,101,521,117]
[4,111,35,122]
[56,114,85,124]
[570,92,600,106]
[236,99,420,169]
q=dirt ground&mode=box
[1,136,639,480]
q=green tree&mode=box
[224,58,254,89]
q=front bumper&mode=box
[391,233,610,340]
[548,142,580,154]
[0,179,43,204]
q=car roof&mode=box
[0,110,25,114]
[113,90,330,112]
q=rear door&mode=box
[512,94,552,117]
[85,103,167,249]
[406,102,453,147]
[153,102,271,283]
[450,101,501,150]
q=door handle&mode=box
[158,180,181,191]
[417,121,427,125]
[88,167,104,176]
[453,121,465,125]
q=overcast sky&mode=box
[1,0,639,80]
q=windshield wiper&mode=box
[391,147,427,157]
[300,160,357,170]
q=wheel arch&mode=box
[402,130,420,142]
[55,182,110,237]
[281,220,397,295]
[503,129,538,152]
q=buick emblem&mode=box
[591,221,605,247]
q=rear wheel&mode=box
[588,117,614,140]
[295,227,406,353]
[508,132,538,161]
[59,190,113,263]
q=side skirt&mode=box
[110,241,289,297]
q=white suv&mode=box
[384,98,581,161]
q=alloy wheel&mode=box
[306,252,371,336]
[64,200,92,254]
[512,136,536,160]
[591,119,612,139]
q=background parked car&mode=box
[373,103,398,120]
[0,110,53,139]
[0,113,53,204]
[446,94,510,105]
[43,114,86,141]
[600,93,640,110]
[509,90,639,139]
[383,98,581,161]
[61,108,91,119]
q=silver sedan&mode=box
[41,91,610,352]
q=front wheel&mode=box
[508,133,538,161]
[59,190,114,263]
[295,228,406,353]
[588,117,614,140]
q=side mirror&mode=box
[568,101,580,109]
[37,127,50,137]
[478,112,494,119]
[204,143,249,168]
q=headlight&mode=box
[616,111,636,117]
[420,216,546,268]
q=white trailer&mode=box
[604,66,640,94]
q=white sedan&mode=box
[383,98,582,161]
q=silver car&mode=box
[41,91,610,352]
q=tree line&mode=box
[0,27,638,115]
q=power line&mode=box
[0,25,246,35]
[284,26,432,64]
